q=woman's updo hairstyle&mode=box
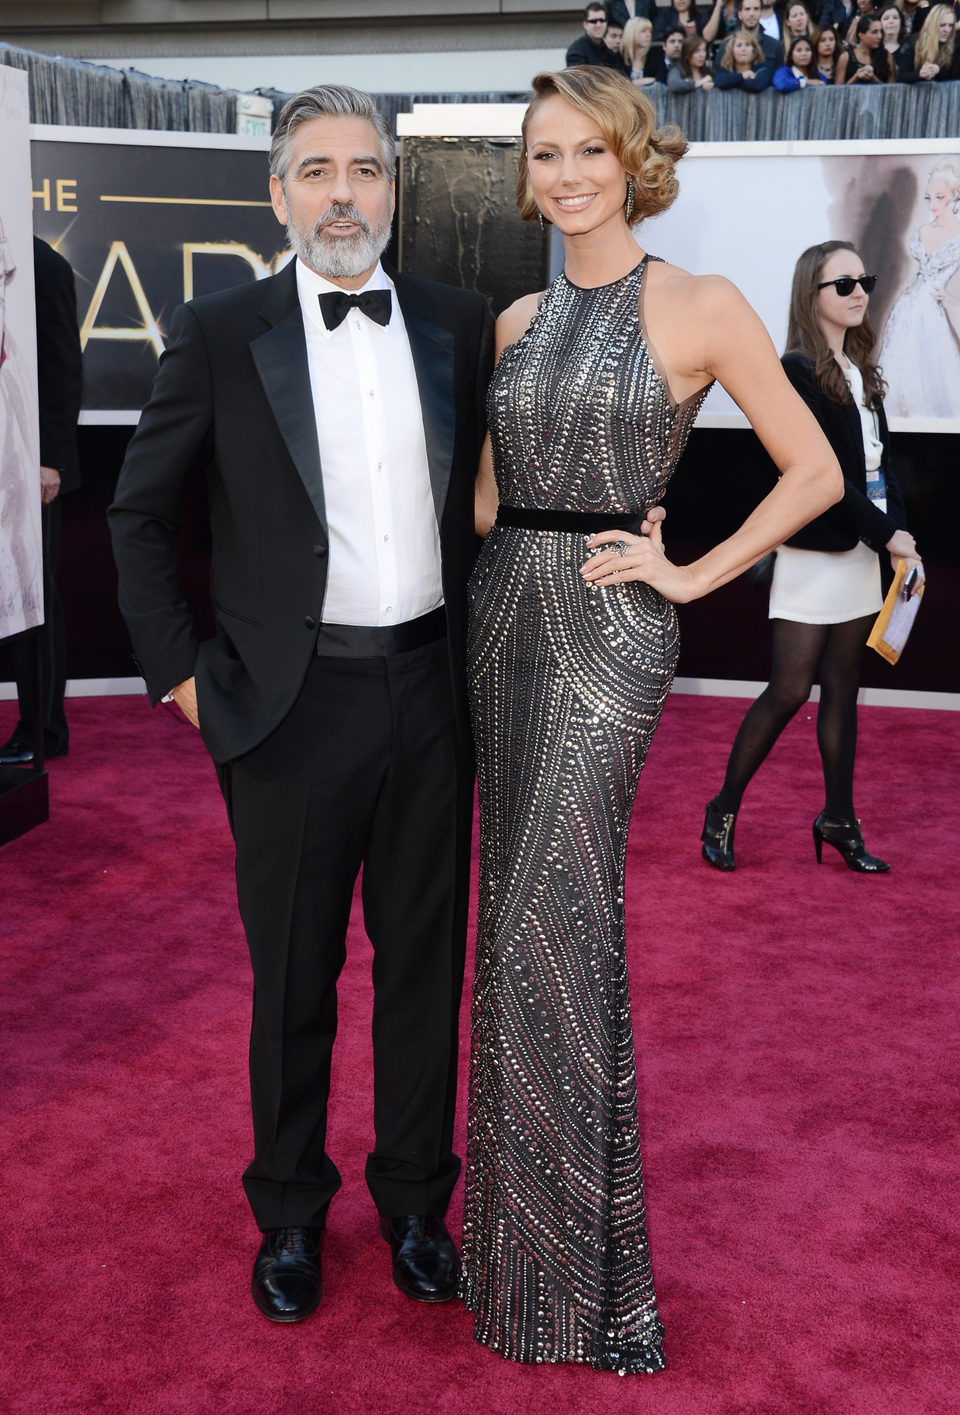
[517,68,687,227]
[927,158,960,207]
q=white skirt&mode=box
[768,542,882,624]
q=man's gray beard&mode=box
[287,201,392,279]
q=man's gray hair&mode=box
[269,84,397,183]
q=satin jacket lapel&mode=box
[250,263,327,534]
[394,275,456,524]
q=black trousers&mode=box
[217,636,472,1231]
[12,499,69,755]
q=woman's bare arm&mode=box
[584,271,843,598]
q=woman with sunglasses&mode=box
[701,242,923,874]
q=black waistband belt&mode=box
[496,505,646,535]
[316,605,446,659]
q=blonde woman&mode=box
[461,66,840,1374]
[621,15,658,84]
[912,3,960,78]
[715,27,775,84]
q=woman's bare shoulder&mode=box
[496,290,546,352]
[645,259,746,315]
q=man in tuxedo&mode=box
[0,237,83,766]
[109,84,493,1323]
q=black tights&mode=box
[714,615,873,821]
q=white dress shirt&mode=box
[296,258,442,626]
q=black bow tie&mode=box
[318,288,392,332]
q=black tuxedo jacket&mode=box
[780,352,905,554]
[109,259,493,765]
[33,236,83,493]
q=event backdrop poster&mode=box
[1,66,42,642]
[642,143,960,433]
[31,129,289,420]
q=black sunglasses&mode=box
[817,275,877,295]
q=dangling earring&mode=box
[624,177,635,224]
[537,209,545,232]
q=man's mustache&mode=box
[314,203,372,237]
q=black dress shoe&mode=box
[0,737,34,766]
[251,1226,324,1323]
[379,1214,459,1303]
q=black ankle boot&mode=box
[701,798,737,871]
[812,812,889,873]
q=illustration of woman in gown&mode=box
[0,215,42,637]
[878,159,960,419]
[458,66,843,1375]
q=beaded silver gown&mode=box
[460,256,711,1374]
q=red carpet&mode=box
[2,693,958,1415]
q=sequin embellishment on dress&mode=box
[460,258,711,1374]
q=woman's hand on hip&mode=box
[581,522,701,603]
[639,504,666,549]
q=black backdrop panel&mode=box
[3,422,950,693]
[661,428,957,694]
[399,135,549,316]
[31,133,286,415]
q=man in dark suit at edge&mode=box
[1,238,83,767]
[108,84,493,1323]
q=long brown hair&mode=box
[811,24,837,72]
[785,241,886,407]
[785,34,821,77]
[679,32,710,76]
